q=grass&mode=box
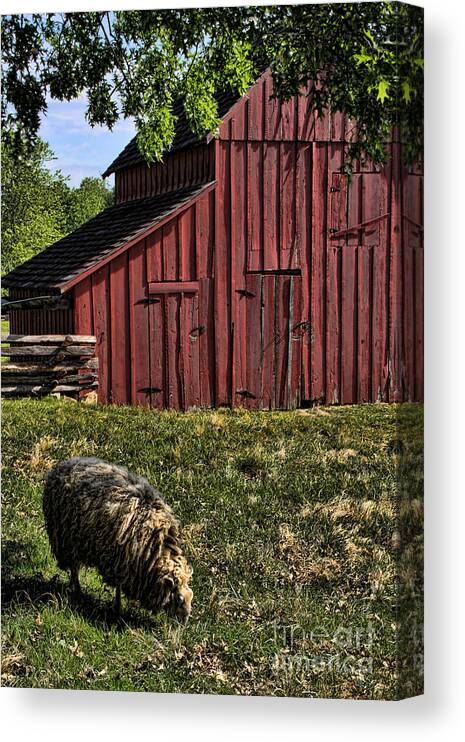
[1,318,9,363]
[1,398,423,698]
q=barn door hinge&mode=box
[291,320,311,338]
[190,325,205,336]
[136,297,160,306]
[235,289,256,298]
[138,387,162,393]
[235,388,257,399]
[329,186,341,193]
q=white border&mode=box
[1,1,465,740]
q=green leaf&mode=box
[363,29,376,46]
[402,81,412,103]
[377,80,389,104]
[353,51,372,67]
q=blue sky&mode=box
[40,95,136,188]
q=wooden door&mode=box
[147,279,214,410]
[232,273,304,410]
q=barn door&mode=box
[328,170,390,404]
[147,279,214,410]
[232,273,304,410]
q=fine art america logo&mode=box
[270,620,423,677]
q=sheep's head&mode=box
[170,583,193,624]
[159,555,193,624]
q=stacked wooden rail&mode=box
[1,334,98,400]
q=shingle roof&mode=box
[102,90,241,177]
[3,183,214,292]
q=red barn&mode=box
[3,69,423,410]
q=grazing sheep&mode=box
[43,457,193,623]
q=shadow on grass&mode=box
[2,541,159,632]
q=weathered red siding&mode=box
[12,68,423,410]
[213,71,423,407]
[73,189,216,408]
[115,143,215,204]
[8,288,74,336]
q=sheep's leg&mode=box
[69,565,81,596]
[113,585,121,615]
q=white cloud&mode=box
[39,97,136,186]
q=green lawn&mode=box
[1,399,423,698]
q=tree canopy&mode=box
[1,137,113,276]
[2,3,423,166]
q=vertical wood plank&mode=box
[362,173,381,246]
[248,75,265,141]
[247,142,263,271]
[162,219,178,281]
[110,252,130,404]
[199,278,215,407]
[372,243,389,402]
[74,276,93,335]
[281,95,296,140]
[263,143,280,270]
[296,144,312,399]
[91,265,111,404]
[357,246,372,402]
[232,142,248,407]
[178,206,196,281]
[274,275,291,409]
[414,246,424,400]
[280,142,297,268]
[214,140,232,405]
[330,110,346,141]
[403,241,415,401]
[297,84,315,141]
[265,71,282,140]
[128,240,151,406]
[230,98,247,140]
[165,292,182,409]
[325,144,344,404]
[289,275,303,409]
[245,273,262,409]
[149,295,165,409]
[310,142,327,402]
[372,161,391,401]
[146,228,163,282]
[180,291,201,409]
[341,245,357,403]
[196,190,215,279]
[261,275,275,410]
[348,174,362,246]
[389,141,403,401]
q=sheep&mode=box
[42,457,193,623]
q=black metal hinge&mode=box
[235,389,257,399]
[135,297,160,306]
[330,186,341,193]
[235,289,256,298]
[138,387,162,393]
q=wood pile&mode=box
[1,334,98,400]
